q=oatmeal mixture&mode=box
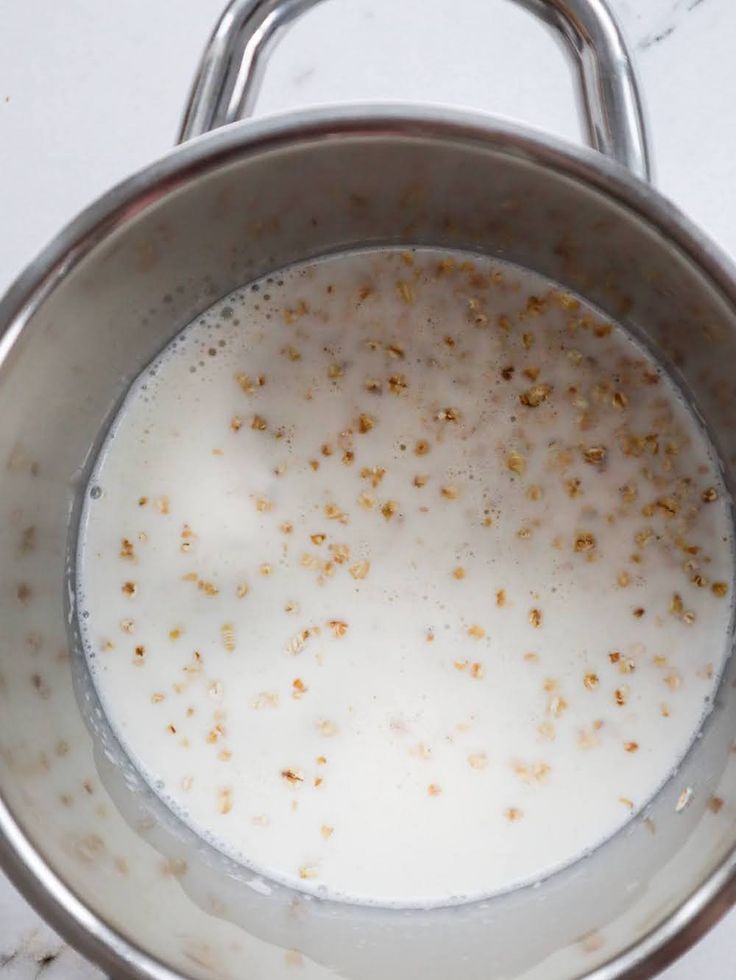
[77,248,733,906]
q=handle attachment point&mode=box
[178,0,651,183]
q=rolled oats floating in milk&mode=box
[78,248,733,907]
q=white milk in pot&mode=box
[76,248,734,907]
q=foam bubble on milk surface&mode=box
[77,248,733,907]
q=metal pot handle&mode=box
[178,0,651,182]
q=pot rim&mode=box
[2,102,736,980]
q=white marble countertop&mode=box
[1,0,736,975]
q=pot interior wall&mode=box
[1,119,736,979]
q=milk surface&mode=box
[77,248,734,907]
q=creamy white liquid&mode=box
[77,248,733,907]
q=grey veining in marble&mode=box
[0,873,101,978]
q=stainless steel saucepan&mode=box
[1,1,735,977]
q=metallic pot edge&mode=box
[2,104,736,980]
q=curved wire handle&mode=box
[178,0,651,183]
